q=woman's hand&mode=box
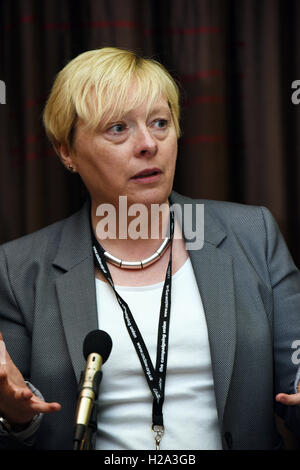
[276,382,300,406]
[0,332,61,429]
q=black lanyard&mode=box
[90,210,174,448]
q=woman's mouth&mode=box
[131,168,162,183]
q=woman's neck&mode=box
[91,198,171,261]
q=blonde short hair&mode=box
[43,47,180,155]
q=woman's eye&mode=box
[109,123,126,134]
[153,119,168,129]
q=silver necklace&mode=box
[103,237,171,269]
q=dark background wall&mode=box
[1,0,300,448]
[1,0,300,266]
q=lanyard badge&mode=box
[91,210,174,450]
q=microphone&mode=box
[73,329,112,450]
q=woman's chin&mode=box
[127,186,172,208]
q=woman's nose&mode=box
[134,126,157,157]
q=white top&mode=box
[94,258,222,450]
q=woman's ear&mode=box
[59,144,77,173]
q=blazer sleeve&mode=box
[261,207,300,437]
[0,245,39,448]
[0,245,31,375]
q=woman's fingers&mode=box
[0,333,10,364]
[0,383,61,424]
[0,337,28,389]
[14,386,33,401]
[276,392,300,406]
[27,394,61,414]
[0,332,61,424]
[0,340,6,365]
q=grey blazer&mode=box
[0,191,300,450]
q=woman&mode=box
[0,47,300,450]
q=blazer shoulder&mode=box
[201,200,280,250]
[0,210,80,265]
[204,199,279,237]
[171,190,272,237]
[201,198,269,224]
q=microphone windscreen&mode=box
[83,329,113,363]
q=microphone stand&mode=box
[74,404,98,450]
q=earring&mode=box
[68,164,76,173]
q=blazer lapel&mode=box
[189,242,236,426]
[55,260,99,383]
[170,191,237,426]
[53,201,99,383]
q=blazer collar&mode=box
[52,199,92,272]
[53,199,99,382]
[170,190,226,247]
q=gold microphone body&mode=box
[73,330,113,450]
[75,353,103,426]
[73,353,103,449]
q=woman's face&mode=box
[65,95,178,209]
